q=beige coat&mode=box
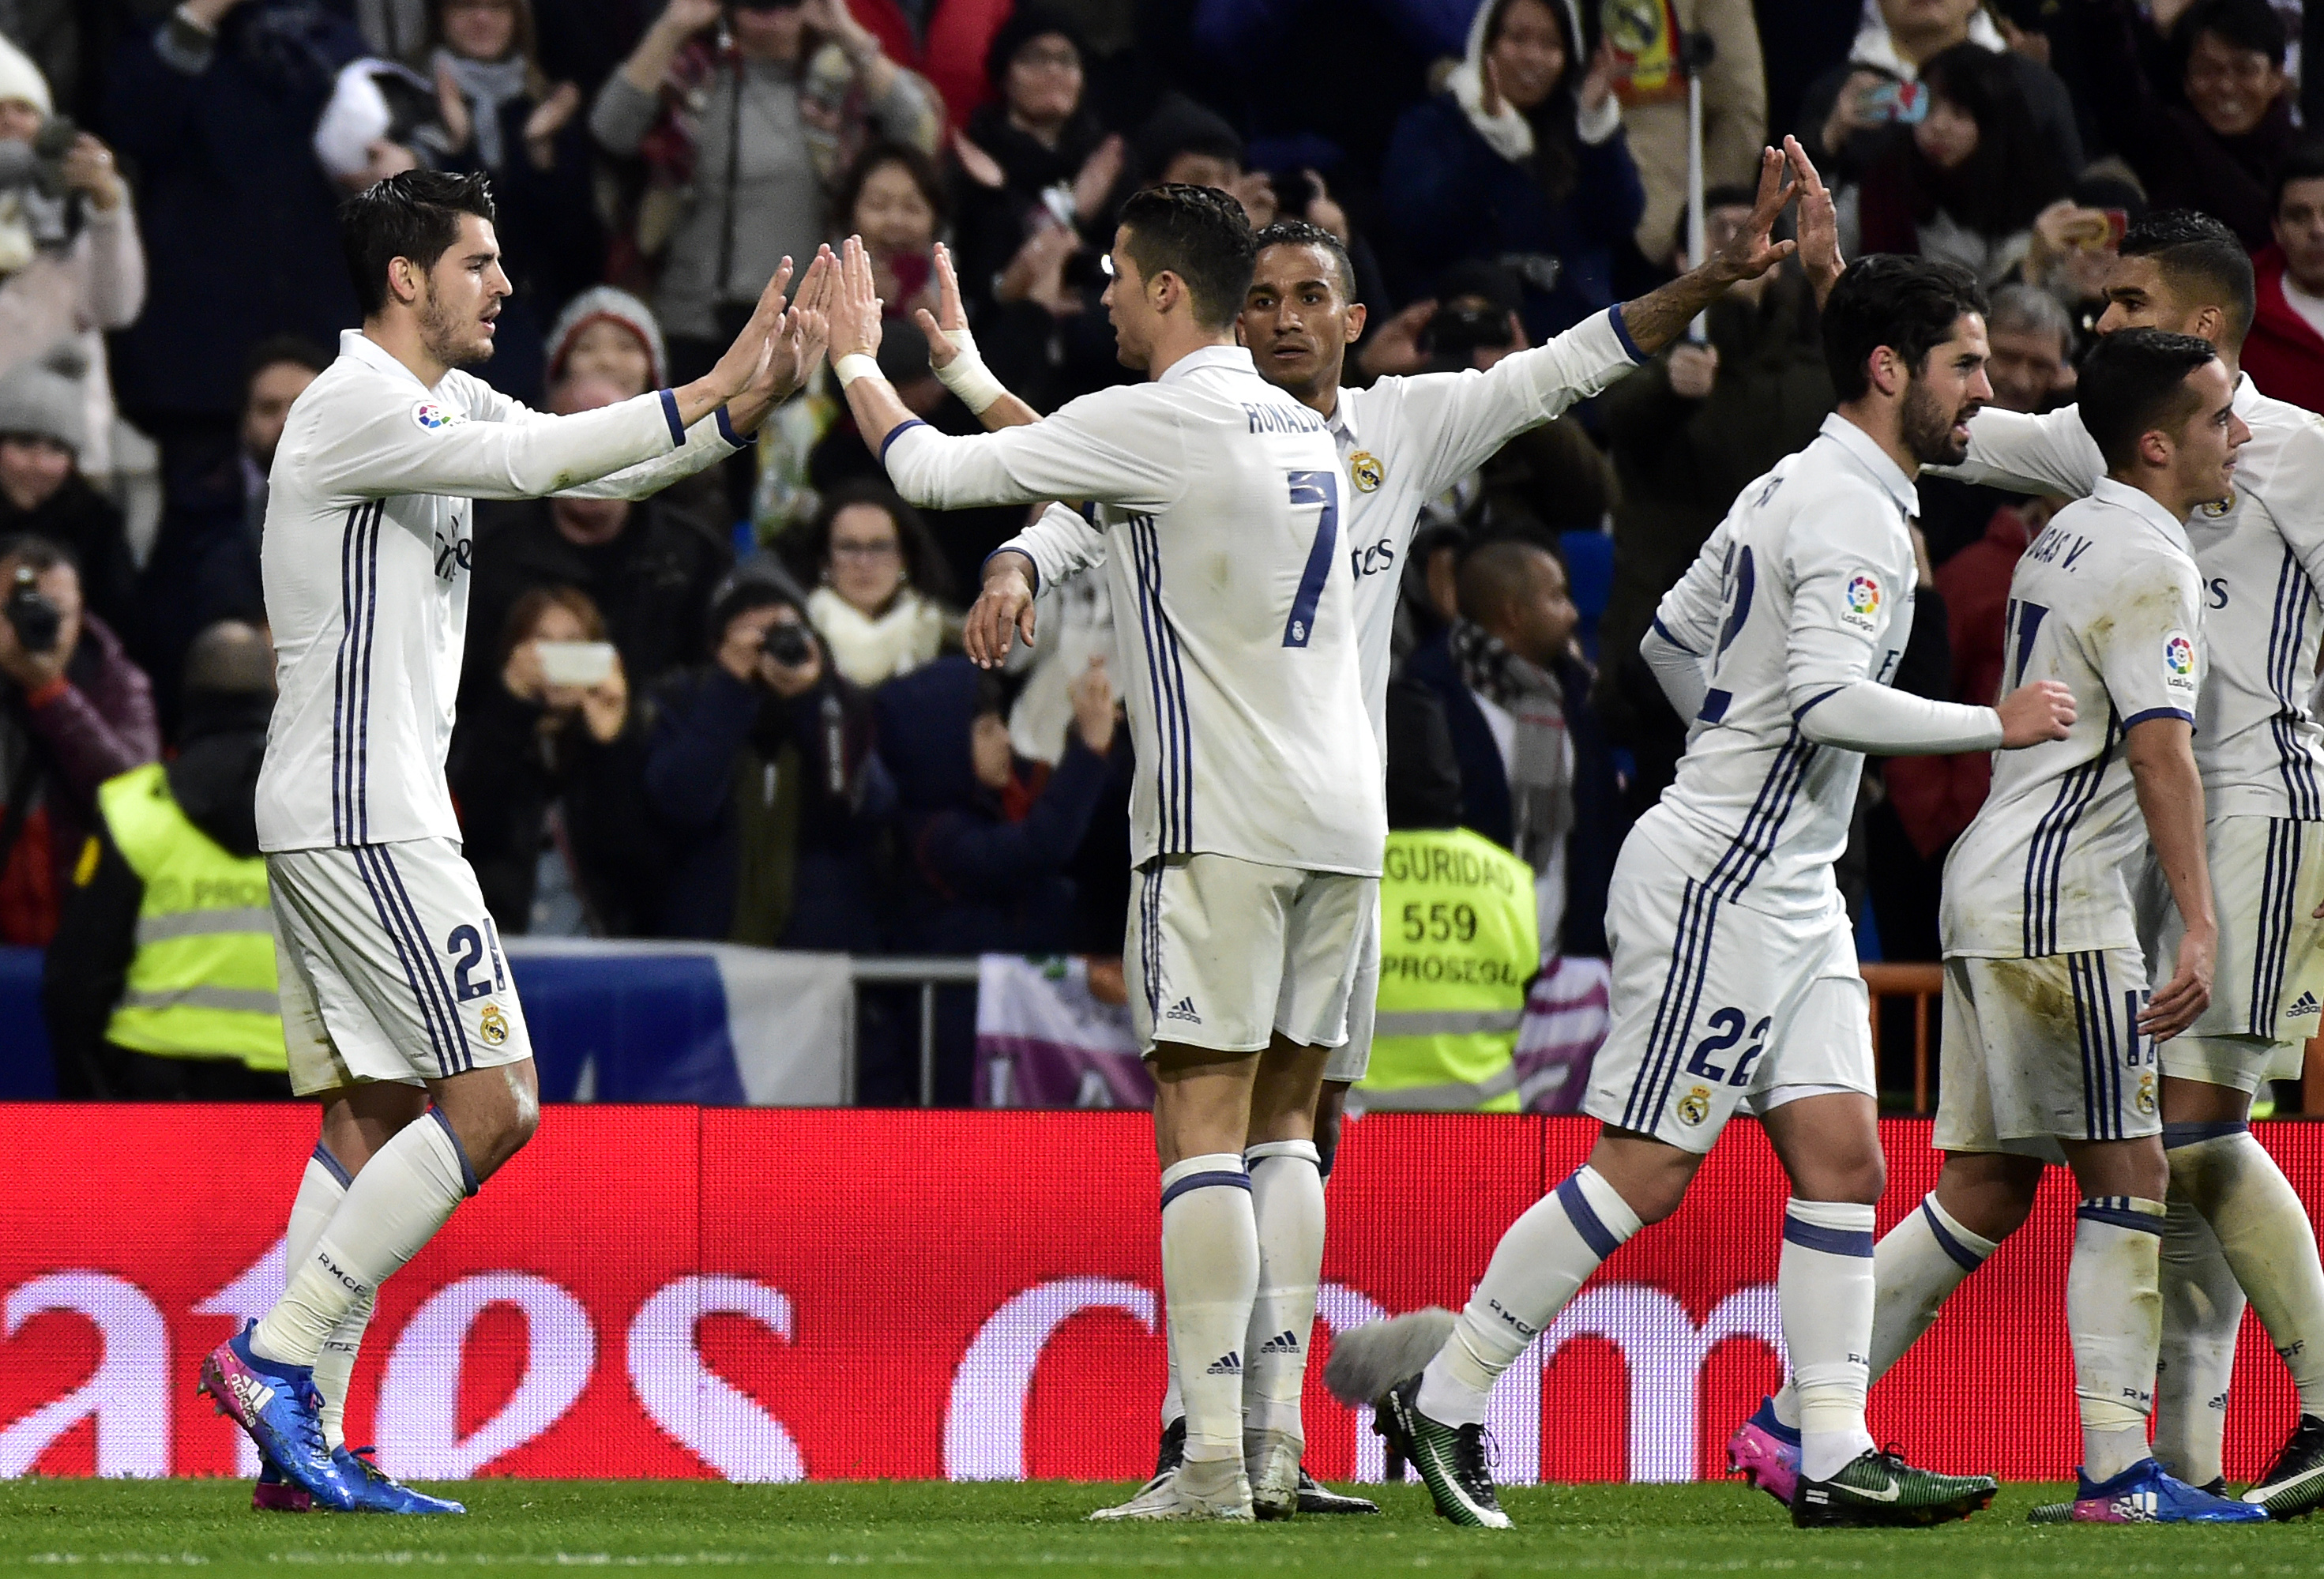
[1616,0,1767,265]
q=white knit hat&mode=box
[0,35,52,118]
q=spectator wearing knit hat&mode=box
[0,37,146,491]
[544,284,669,395]
[0,357,133,634]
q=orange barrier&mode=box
[1862,961,1942,1114]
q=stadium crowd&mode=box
[0,0,2315,1100]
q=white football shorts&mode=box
[1934,949,2159,1155]
[269,837,534,1096]
[1125,854,1375,1057]
[2144,814,2324,1088]
[1582,831,1873,1154]
[1324,900,1379,1085]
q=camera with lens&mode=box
[28,114,77,198]
[762,617,814,670]
[5,564,59,655]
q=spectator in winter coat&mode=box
[546,284,667,394]
[871,651,1118,1103]
[449,586,662,935]
[2243,143,2324,413]
[130,337,325,739]
[950,6,1122,329]
[2077,0,2295,252]
[589,0,940,383]
[792,478,953,689]
[644,563,893,946]
[834,140,947,324]
[465,375,735,715]
[1848,43,2070,288]
[420,0,604,403]
[0,359,134,633]
[1798,0,2081,190]
[0,533,158,946]
[102,0,363,472]
[1381,0,1647,340]
[0,40,145,479]
[844,0,1016,127]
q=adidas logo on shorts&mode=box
[1257,1330,1300,1355]
[1205,1350,1243,1376]
[1165,997,1201,1024]
[2292,991,2320,1019]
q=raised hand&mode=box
[709,256,796,404]
[1709,145,1799,284]
[965,550,1038,667]
[828,235,888,363]
[912,241,972,370]
[1784,135,1843,306]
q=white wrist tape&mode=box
[933,325,1008,415]
[834,353,882,387]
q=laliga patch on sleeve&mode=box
[412,400,459,431]
[2162,630,2198,695]
[1841,570,1882,632]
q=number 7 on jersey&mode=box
[1284,469,1340,648]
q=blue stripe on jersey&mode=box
[351,845,453,1078]
[1704,731,1818,902]
[329,502,383,845]
[381,846,475,1073]
[656,388,684,446]
[330,507,352,843]
[1126,525,1176,850]
[1129,520,1195,853]
[2021,714,2114,956]
[355,504,382,841]
[878,418,931,464]
[2267,549,2324,818]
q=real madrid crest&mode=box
[1677,1085,1712,1126]
[1348,450,1384,493]
[479,1002,510,1047]
[2134,1072,2157,1115]
[2199,491,2236,519]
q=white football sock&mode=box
[252,1110,476,1368]
[284,1144,373,1451]
[1160,1327,1184,1430]
[2070,1195,2165,1482]
[2172,1122,2324,1419]
[1781,1198,1878,1480]
[1418,1166,1640,1428]
[2153,1190,2242,1487]
[1159,1153,1259,1464]
[1773,1193,1996,1431]
[1243,1140,1325,1442]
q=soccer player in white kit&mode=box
[1781,329,2260,1524]
[1743,212,2324,1521]
[194,170,824,1512]
[819,186,1385,1521]
[1335,256,2081,1529]
[950,146,1819,1514]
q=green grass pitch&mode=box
[6,1479,2322,1577]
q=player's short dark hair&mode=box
[2076,328,2220,472]
[1252,219,1356,300]
[1118,183,1258,331]
[2173,0,2287,68]
[2274,139,2324,216]
[1820,254,1989,402]
[2120,209,2255,344]
[340,169,498,318]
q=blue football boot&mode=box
[335,1446,467,1514]
[2054,1458,2269,1523]
[197,1322,358,1512]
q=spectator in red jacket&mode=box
[2243,141,2324,412]
[0,532,158,946]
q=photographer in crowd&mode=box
[645,565,892,949]
[0,532,156,946]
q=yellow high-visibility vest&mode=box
[96,762,284,1071]
[1357,826,1538,1112]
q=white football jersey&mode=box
[1001,309,1645,753]
[882,345,1386,875]
[1945,376,2324,820]
[257,330,749,852]
[1637,414,1921,919]
[1941,479,2206,958]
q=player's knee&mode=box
[1313,1084,1348,1177]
